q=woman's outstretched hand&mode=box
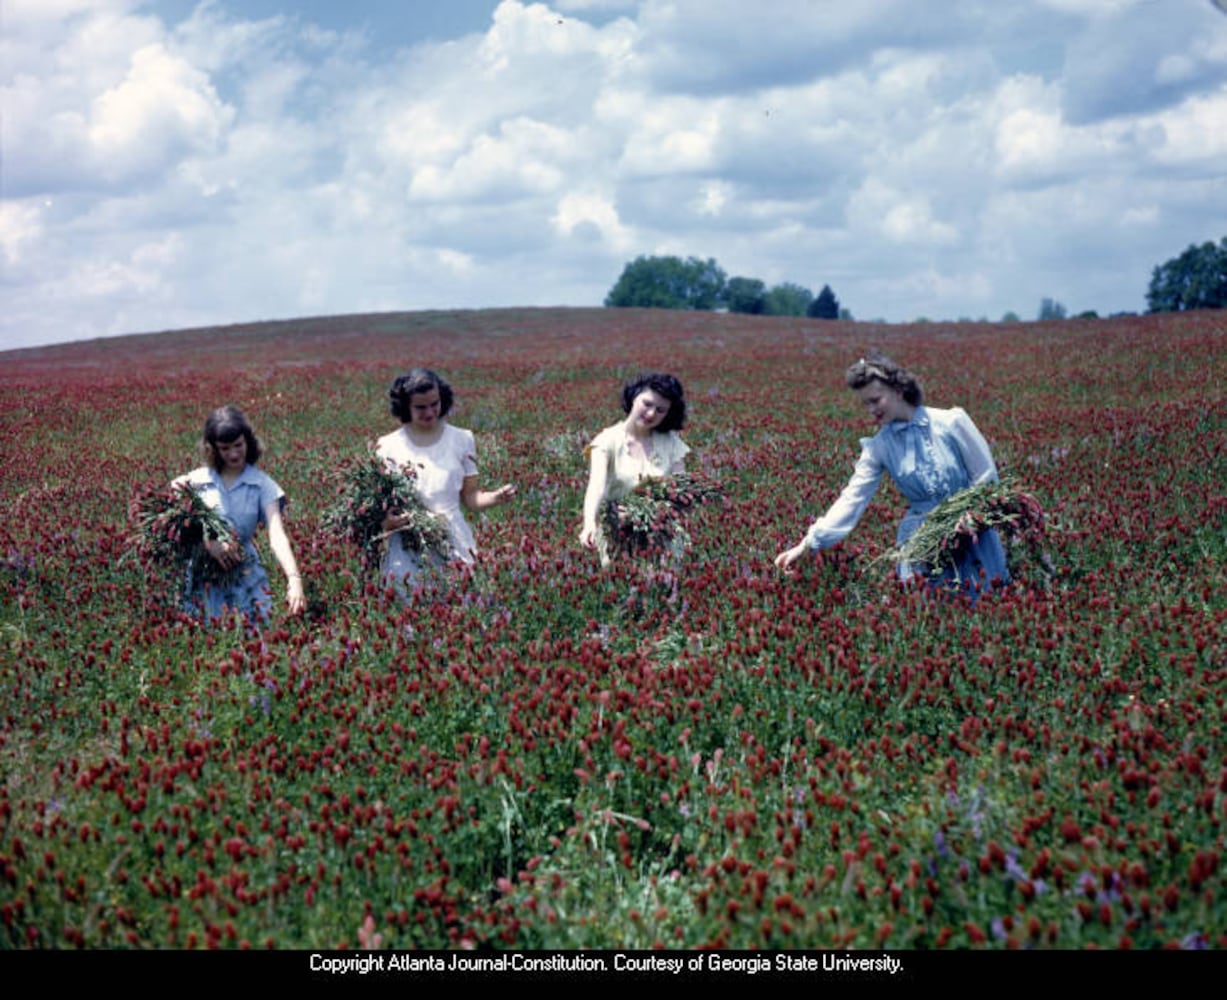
[774,543,812,577]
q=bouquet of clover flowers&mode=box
[601,472,727,560]
[875,476,1050,583]
[321,449,452,568]
[128,481,244,589]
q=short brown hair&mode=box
[201,405,262,470]
[388,368,455,422]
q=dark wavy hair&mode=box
[621,372,686,432]
[201,405,262,471]
[845,353,924,407]
[388,368,455,422]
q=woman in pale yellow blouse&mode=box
[579,372,690,566]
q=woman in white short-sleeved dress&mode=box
[579,372,690,566]
[376,368,516,595]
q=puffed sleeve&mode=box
[664,431,690,469]
[802,440,886,550]
[948,408,998,485]
[582,425,618,464]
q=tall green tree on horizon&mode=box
[762,282,813,316]
[807,284,840,320]
[1147,237,1227,312]
[605,255,727,310]
[723,276,766,314]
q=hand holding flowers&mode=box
[322,449,453,567]
[598,472,725,560]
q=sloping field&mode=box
[1,306,1224,952]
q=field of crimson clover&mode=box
[1,306,1224,951]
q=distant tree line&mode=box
[605,255,849,319]
[604,237,1226,326]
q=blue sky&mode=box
[3,0,1226,350]
[146,0,520,50]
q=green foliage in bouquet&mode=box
[129,482,242,590]
[321,449,452,567]
[875,477,1051,583]
[600,472,726,560]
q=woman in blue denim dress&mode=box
[775,354,1009,598]
[173,406,305,622]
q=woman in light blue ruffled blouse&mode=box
[775,354,1008,598]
